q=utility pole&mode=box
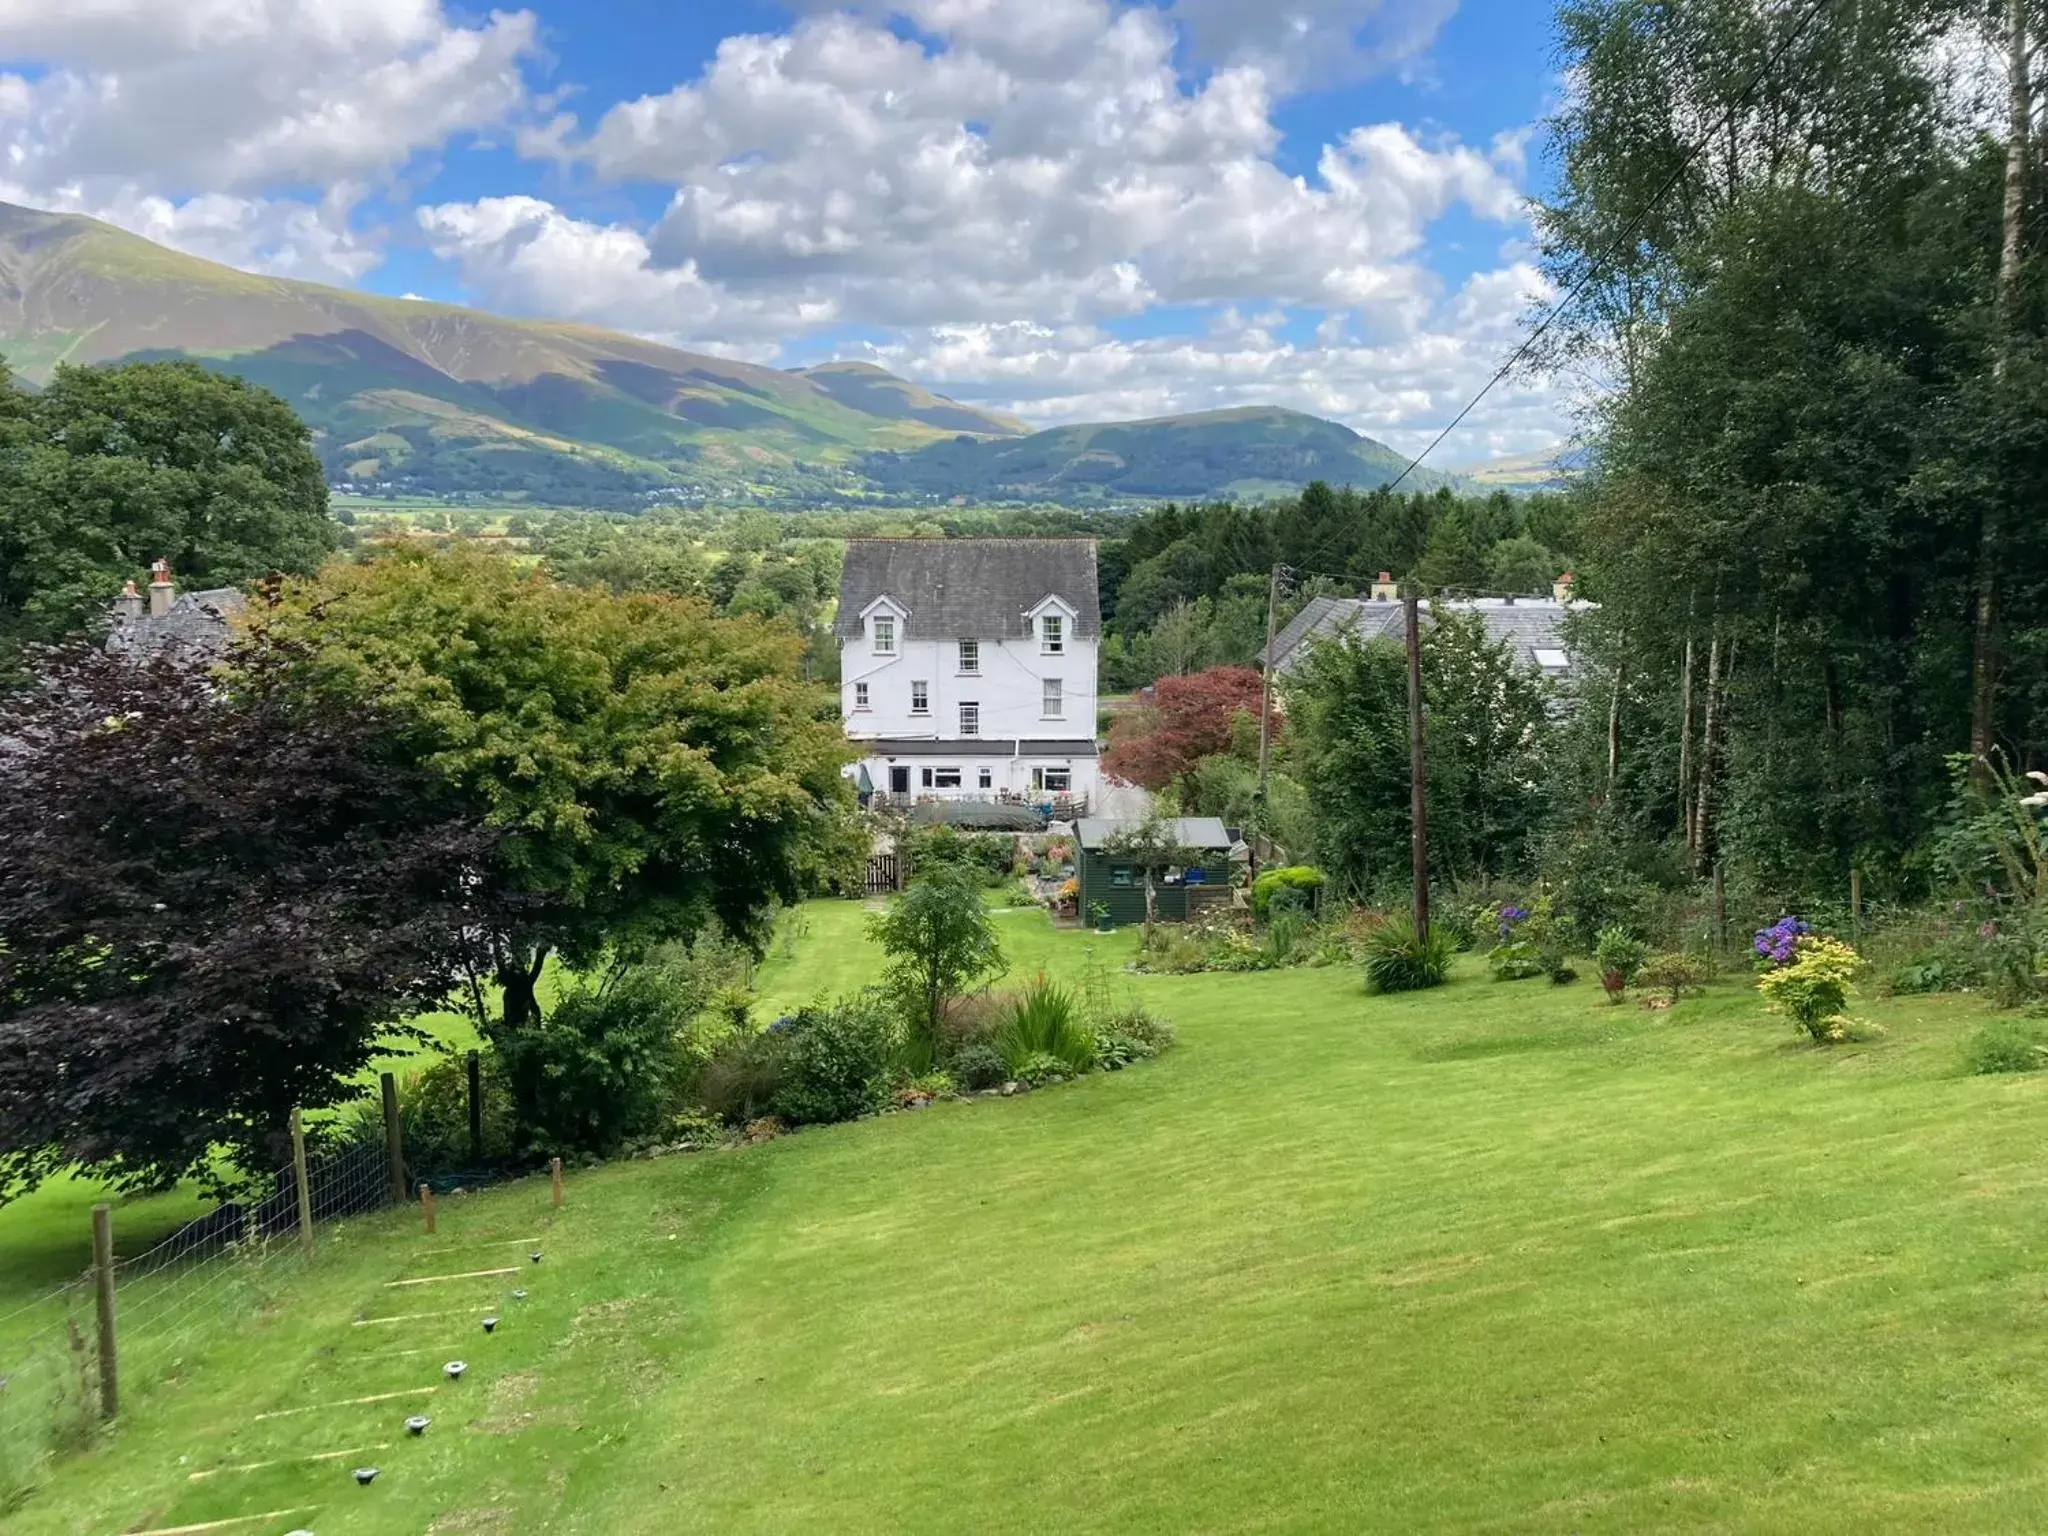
[1404,586,1430,942]
[1254,563,1282,876]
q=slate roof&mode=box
[105,589,246,663]
[835,539,1100,642]
[1261,596,1585,679]
[1075,816,1233,851]
[854,737,1100,757]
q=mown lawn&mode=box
[10,905,2048,1533]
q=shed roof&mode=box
[835,538,1100,642]
[1075,816,1233,851]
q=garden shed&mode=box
[1074,817,1234,927]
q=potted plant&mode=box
[1089,900,1114,934]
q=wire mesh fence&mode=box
[0,1110,399,1507]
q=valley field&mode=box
[5,905,2045,1533]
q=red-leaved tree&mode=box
[1101,665,1277,789]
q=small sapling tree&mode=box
[870,867,1004,1062]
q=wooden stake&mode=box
[466,1049,483,1165]
[381,1071,406,1206]
[91,1202,119,1420]
[1713,861,1727,951]
[1851,867,1864,938]
[290,1108,314,1254]
[419,1182,437,1235]
[550,1156,564,1209]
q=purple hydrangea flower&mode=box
[1498,905,1530,939]
[1752,916,1810,967]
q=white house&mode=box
[836,538,1102,810]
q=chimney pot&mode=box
[1369,571,1399,602]
[149,558,175,619]
[114,579,145,622]
[1552,572,1575,604]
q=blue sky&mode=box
[0,0,1572,462]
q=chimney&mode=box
[1553,572,1575,605]
[1370,571,1399,602]
[149,558,175,619]
[114,579,145,622]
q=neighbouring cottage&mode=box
[837,538,1102,813]
[106,559,244,663]
[1074,817,1235,927]
[1258,573,1588,684]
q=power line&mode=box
[1381,0,1839,494]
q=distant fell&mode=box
[0,200,1477,508]
[0,202,1024,506]
[862,405,1466,503]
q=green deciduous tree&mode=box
[1285,614,1554,897]
[259,547,855,1048]
[0,359,334,656]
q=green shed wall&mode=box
[1076,848,1231,927]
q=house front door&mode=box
[889,766,911,795]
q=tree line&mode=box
[1536,0,2048,915]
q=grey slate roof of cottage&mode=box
[1075,816,1233,851]
[835,538,1100,642]
[105,588,246,663]
[1260,596,1586,679]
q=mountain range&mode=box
[0,202,1465,508]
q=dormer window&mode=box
[1041,614,1063,655]
[872,615,896,655]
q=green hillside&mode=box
[862,405,1467,502]
[0,203,1025,507]
[0,202,1473,508]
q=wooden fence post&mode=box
[550,1157,564,1209]
[1713,862,1727,951]
[466,1050,483,1165]
[381,1072,406,1206]
[419,1182,437,1235]
[290,1108,315,1254]
[1851,867,1864,938]
[90,1203,119,1421]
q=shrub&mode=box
[1251,865,1326,919]
[947,1042,1009,1091]
[1488,940,1547,982]
[997,974,1098,1075]
[1756,936,1863,1042]
[1094,1031,1154,1070]
[1890,957,1956,995]
[1593,927,1652,1004]
[1965,1018,2048,1075]
[1012,1051,1074,1087]
[1638,951,1712,1005]
[395,1047,518,1173]
[1362,913,1454,993]
[903,825,1014,887]
[771,994,898,1126]
[696,1030,790,1125]
[1102,1001,1176,1054]
[495,972,689,1157]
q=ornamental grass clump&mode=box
[1363,913,1454,993]
[997,974,1098,1077]
[1756,935,1863,1042]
